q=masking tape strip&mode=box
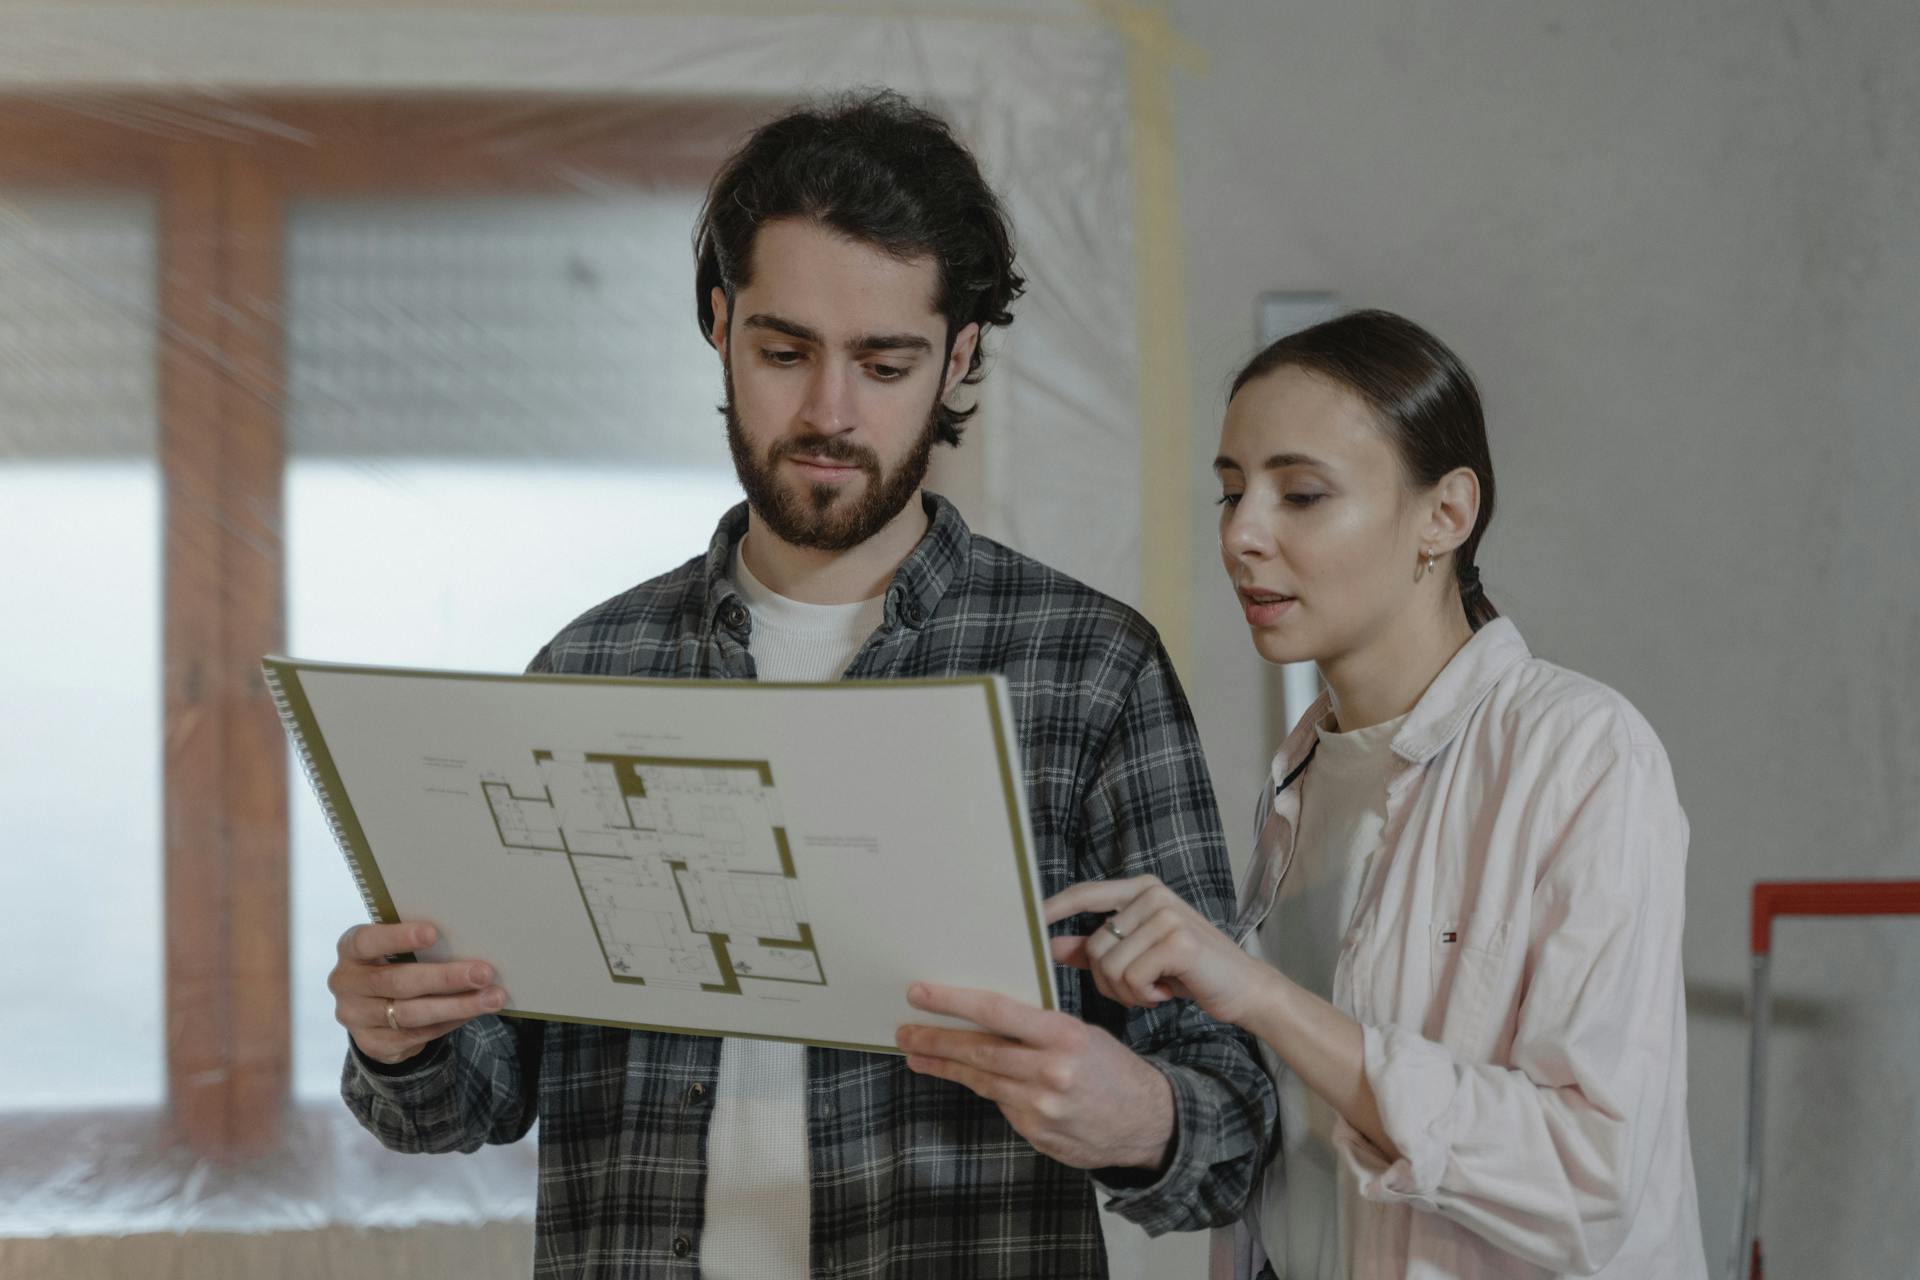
[1089,0,1206,679]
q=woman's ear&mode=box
[1423,466,1481,555]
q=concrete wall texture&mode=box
[1174,3,1920,1273]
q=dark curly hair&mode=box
[694,89,1025,447]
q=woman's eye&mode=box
[1283,492,1326,507]
[1215,493,1242,509]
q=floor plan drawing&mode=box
[272,660,1052,1051]
[480,751,825,994]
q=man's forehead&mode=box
[739,219,945,335]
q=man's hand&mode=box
[1047,875,1269,1028]
[896,982,1175,1172]
[329,921,507,1066]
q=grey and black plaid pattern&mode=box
[344,493,1276,1278]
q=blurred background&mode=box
[1,2,1914,1277]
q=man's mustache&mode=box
[771,436,880,471]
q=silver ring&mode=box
[1104,920,1127,942]
[385,999,400,1032]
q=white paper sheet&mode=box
[265,659,1055,1054]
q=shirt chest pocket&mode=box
[1427,918,1512,1054]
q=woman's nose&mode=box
[1220,503,1275,561]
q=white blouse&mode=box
[1216,619,1707,1280]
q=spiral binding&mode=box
[262,664,385,923]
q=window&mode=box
[0,93,760,1155]
[0,193,165,1109]
[281,190,744,1094]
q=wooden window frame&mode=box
[0,94,764,1160]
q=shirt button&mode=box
[720,601,748,630]
[671,1234,692,1258]
[685,1081,708,1106]
[816,1101,836,1119]
[904,601,925,625]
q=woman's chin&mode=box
[1250,628,1311,667]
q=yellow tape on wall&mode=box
[1090,0,1207,680]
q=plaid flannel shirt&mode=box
[344,493,1276,1278]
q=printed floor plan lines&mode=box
[481,751,825,994]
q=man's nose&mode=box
[798,363,854,435]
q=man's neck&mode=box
[738,491,930,605]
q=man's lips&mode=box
[785,454,864,476]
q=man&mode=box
[330,90,1275,1278]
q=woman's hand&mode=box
[1051,876,1399,1162]
[1046,876,1269,1029]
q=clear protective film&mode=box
[0,0,1149,1251]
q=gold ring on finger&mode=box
[385,999,400,1032]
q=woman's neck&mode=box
[1319,599,1475,732]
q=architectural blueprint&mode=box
[264,659,1053,1052]
[482,752,825,993]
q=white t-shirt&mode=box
[699,543,886,1280]
[1252,711,1407,1280]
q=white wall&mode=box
[1172,2,1920,1274]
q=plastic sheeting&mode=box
[1,0,1150,1248]
[0,1107,537,1236]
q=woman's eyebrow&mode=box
[1212,452,1329,472]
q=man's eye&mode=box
[869,364,907,381]
[760,349,803,366]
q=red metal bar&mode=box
[1751,880,1920,954]
[1735,879,1920,1280]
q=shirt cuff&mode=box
[1092,1058,1215,1233]
[1333,1022,1459,1212]
[347,1033,452,1085]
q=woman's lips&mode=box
[1238,590,1296,627]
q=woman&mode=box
[1049,311,1706,1279]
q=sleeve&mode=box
[343,1014,545,1153]
[1333,742,1691,1275]
[1072,638,1280,1234]
[338,641,558,1154]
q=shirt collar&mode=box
[1270,617,1532,790]
[698,490,972,635]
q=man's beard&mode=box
[723,366,938,553]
